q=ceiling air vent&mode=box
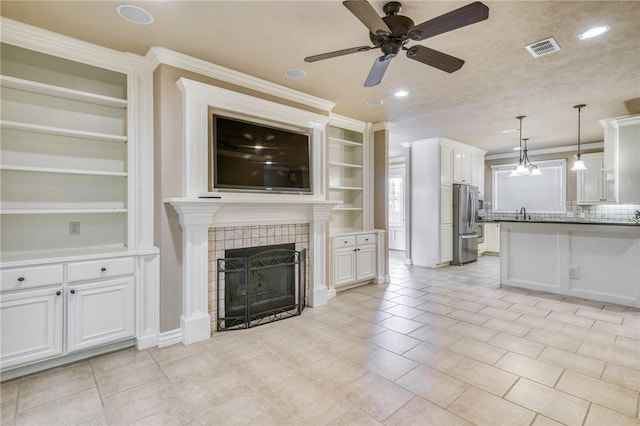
[525,37,561,57]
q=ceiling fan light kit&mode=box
[304,0,489,87]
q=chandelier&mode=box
[510,116,542,176]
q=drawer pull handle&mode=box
[70,289,76,294]
[56,291,61,296]
[101,267,107,272]
[17,277,25,282]
[365,238,369,241]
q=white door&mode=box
[67,277,135,353]
[0,287,63,370]
[389,165,405,250]
[356,244,376,281]
[333,247,356,287]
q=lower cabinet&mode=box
[485,223,501,254]
[332,233,376,289]
[0,255,136,372]
[439,225,453,263]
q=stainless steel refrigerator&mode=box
[452,183,478,265]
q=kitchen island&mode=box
[498,220,640,307]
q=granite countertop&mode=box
[489,219,640,227]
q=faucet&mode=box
[519,207,530,221]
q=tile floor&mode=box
[2,251,640,425]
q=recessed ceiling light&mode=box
[394,90,409,97]
[117,4,154,25]
[579,25,610,40]
[366,99,384,106]
[284,68,307,79]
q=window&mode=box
[491,159,566,213]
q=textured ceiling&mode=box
[1,1,639,156]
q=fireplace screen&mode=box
[216,244,306,330]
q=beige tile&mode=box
[495,352,563,387]
[515,315,564,332]
[0,379,19,403]
[622,312,640,329]
[385,304,425,319]
[328,405,383,426]
[385,396,473,426]
[538,346,605,378]
[16,387,104,426]
[448,337,506,364]
[17,362,96,412]
[159,350,227,384]
[584,404,640,426]
[103,378,185,424]
[447,290,482,302]
[390,295,427,307]
[505,378,589,425]
[508,303,551,318]
[501,293,539,307]
[532,414,565,426]
[131,401,201,426]
[446,309,491,325]
[417,301,455,315]
[199,385,292,425]
[361,348,418,381]
[408,324,460,347]
[577,340,640,371]
[1,398,16,425]
[447,358,518,396]
[92,347,154,373]
[345,373,415,421]
[449,386,536,426]
[367,329,421,354]
[94,357,166,397]
[342,318,387,339]
[489,332,545,358]
[476,296,514,310]
[413,312,459,329]
[479,306,522,321]
[447,298,485,312]
[403,342,465,372]
[448,322,499,342]
[556,370,639,417]
[602,363,640,393]
[536,300,579,314]
[593,320,640,340]
[350,307,393,323]
[575,307,624,324]
[377,315,423,334]
[395,364,468,408]
[483,317,532,337]
[547,311,595,328]
[559,323,617,345]
[614,335,640,354]
[525,327,582,352]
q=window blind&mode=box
[492,159,566,213]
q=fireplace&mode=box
[216,243,306,330]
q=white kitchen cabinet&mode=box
[440,144,453,186]
[577,153,614,204]
[485,223,500,254]
[439,225,453,263]
[472,154,485,193]
[67,276,135,353]
[440,186,453,225]
[0,286,63,370]
[599,114,640,203]
[332,233,376,289]
[453,149,472,184]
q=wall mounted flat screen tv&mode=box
[211,115,312,193]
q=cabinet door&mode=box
[440,144,453,186]
[67,277,135,353]
[333,247,356,286]
[453,149,471,184]
[577,156,604,204]
[486,224,501,253]
[440,186,453,225]
[471,154,485,192]
[0,287,63,370]
[356,244,376,281]
[439,224,453,263]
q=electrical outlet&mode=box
[69,222,81,235]
[569,265,579,279]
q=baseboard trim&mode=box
[157,328,182,348]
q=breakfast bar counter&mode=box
[498,220,640,307]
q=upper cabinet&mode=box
[599,114,640,204]
[453,148,472,184]
[0,43,131,262]
[439,139,487,191]
[577,152,614,205]
[327,117,371,235]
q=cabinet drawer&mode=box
[1,264,64,292]
[334,236,356,248]
[67,257,135,283]
[356,234,376,246]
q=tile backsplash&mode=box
[486,202,640,223]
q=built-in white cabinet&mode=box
[453,149,472,184]
[440,144,454,186]
[577,152,614,204]
[439,225,453,263]
[472,154,485,194]
[327,118,370,234]
[599,114,640,203]
[331,233,376,289]
[485,223,500,254]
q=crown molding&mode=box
[372,121,394,132]
[328,113,367,132]
[146,47,335,113]
[0,17,137,72]
[485,142,604,160]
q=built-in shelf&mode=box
[0,165,127,177]
[0,120,127,143]
[334,206,363,211]
[0,75,127,108]
[329,185,364,191]
[328,136,363,147]
[329,161,363,169]
[0,209,127,215]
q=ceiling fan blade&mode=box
[364,55,393,87]
[304,46,373,63]
[408,1,489,41]
[343,0,392,36]
[406,45,465,73]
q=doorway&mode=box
[389,161,405,251]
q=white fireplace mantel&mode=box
[166,196,339,344]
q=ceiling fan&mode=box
[304,0,489,87]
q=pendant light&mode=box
[522,138,543,175]
[510,116,527,176]
[571,104,587,171]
